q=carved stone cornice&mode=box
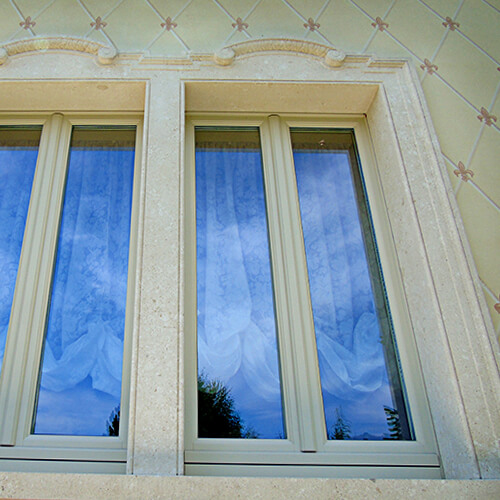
[0,36,408,70]
[0,37,117,65]
[213,38,346,67]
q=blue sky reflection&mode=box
[0,128,40,377]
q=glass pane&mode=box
[33,127,135,436]
[0,127,41,378]
[291,129,413,441]
[196,128,285,439]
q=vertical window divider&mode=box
[0,114,72,445]
[184,119,198,451]
[258,118,301,449]
[17,113,72,443]
[120,119,144,448]
[265,115,325,452]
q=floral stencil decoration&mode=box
[454,161,474,182]
[20,17,36,30]
[232,18,248,32]
[477,107,497,126]
[304,18,320,31]
[161,17,177,30]
[91,17,107,30]
[494,296,500,314]
[371,17,388,31]
[420,59,438,74]
[442,17,459,30]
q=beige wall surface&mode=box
[0,0,498,340]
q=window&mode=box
[184,115,439,478]
[0,113,141,473]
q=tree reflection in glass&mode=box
[33,127,135,436]
[195,128,285,439]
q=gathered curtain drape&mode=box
[34,133,135,436]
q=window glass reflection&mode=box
[0,127,41,378]
[196,128,285,439]
[291,130,413,440]
[33,127,135,436]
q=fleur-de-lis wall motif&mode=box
[477,107,497,126]
[442,17,460,30]
[232,18,248,32]
[304,18,320,31]
[420,58,438,74]
[371,17,388,32]
[161,17,177,30]
[454,161,474,182]
[494,295,500,314]
[90,17,107,30]
[20,16,36,30]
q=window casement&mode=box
[0,113,142,473]
[184,114,440,478]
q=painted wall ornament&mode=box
[454,161,474,182]
[91,17,107,30]
[161,17,177,30]
[19,17,36,30]
[494,295,500,314]
[477,107,497,126]
[442,17,460,30]
[304,18,320,31]
[371,17,389,32]
[232,18,248,32]
[420,58,438,74]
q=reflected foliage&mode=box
[198,374,258,439]
[106,405,120,436]
[383,406,403,440]
[327,407,351,440]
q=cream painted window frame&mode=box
[184,113,440,479]
[0,113,143,474]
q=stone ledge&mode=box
[0,473,499,499]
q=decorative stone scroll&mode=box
[0,37,117,66]
[214,39,345,68]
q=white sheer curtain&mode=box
[294,150,387,399]
[293,138,406,439]
[196,129,409,440]
[35,132,134,436]
[196,136,284,438]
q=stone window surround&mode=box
[0,38,497,482]
[183,113,440,478]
